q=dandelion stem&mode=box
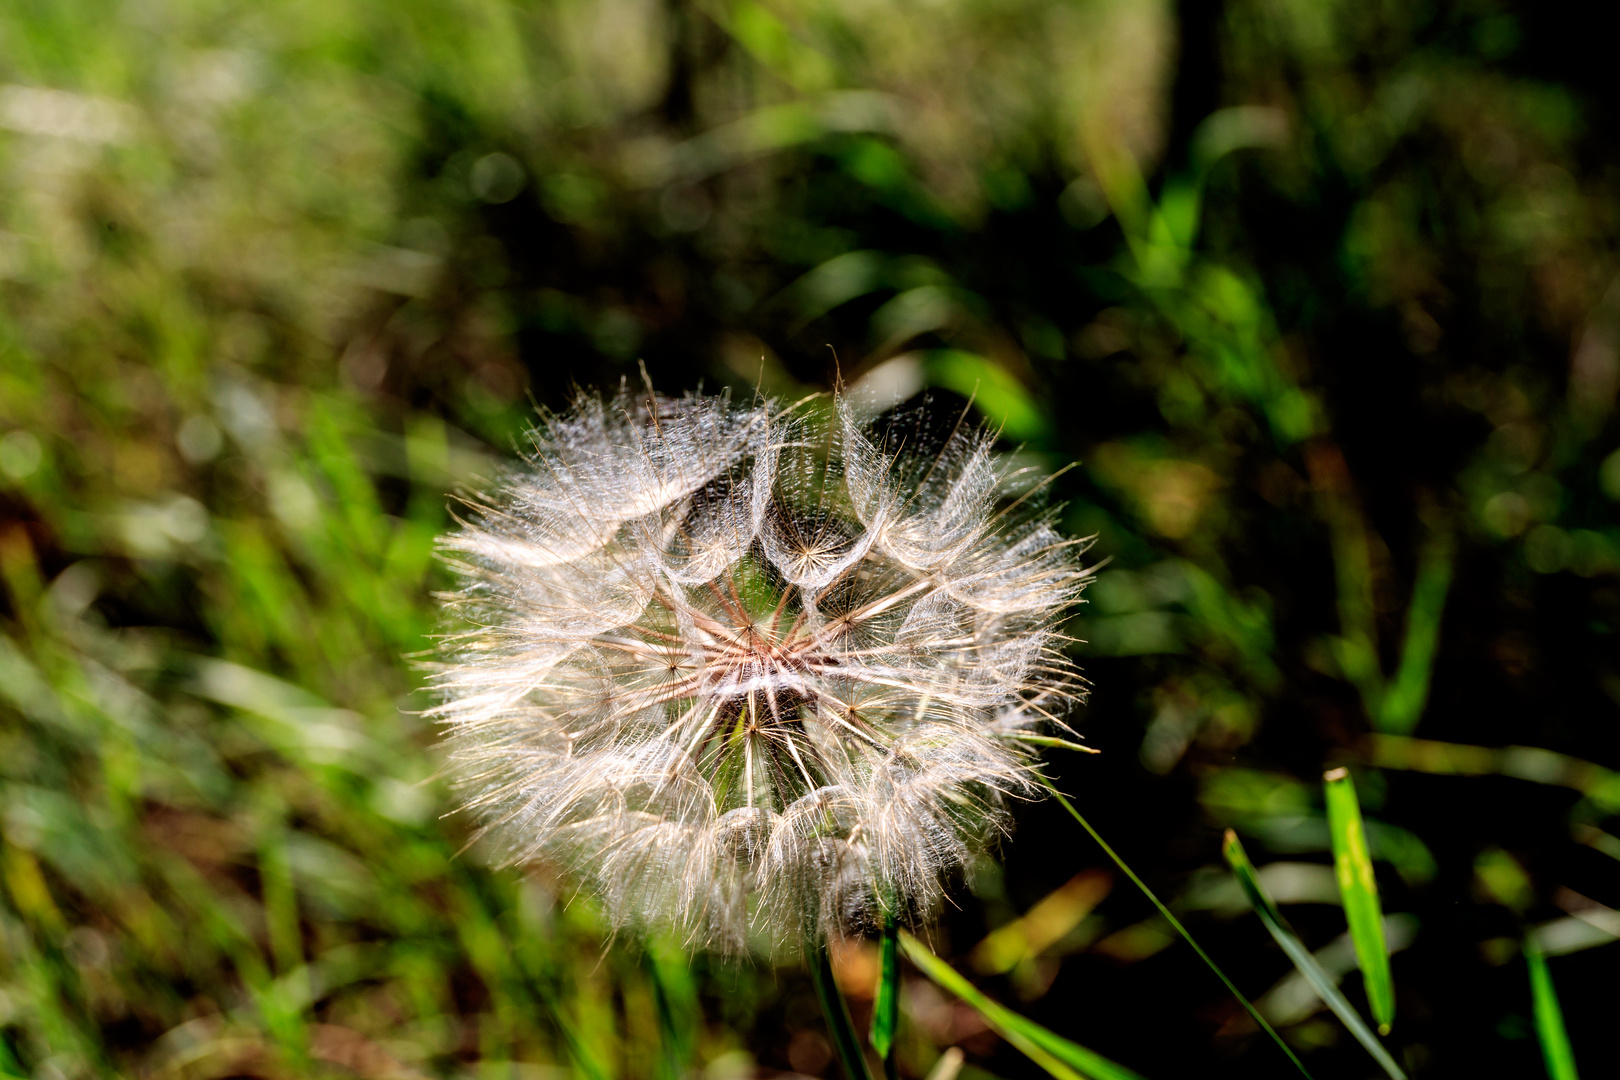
[811,944,875,1080]
[872,916,900,1080]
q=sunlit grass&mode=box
[5,0,1620,1076]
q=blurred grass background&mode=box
[4,0,1620,1076]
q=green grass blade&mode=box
[1378,537,1452,735]
[811,944,875,1080]
[645,937,700,1080]
[1036,776,1313,1079]
[1323,768,1395,1033]
[1525,939,1580,1080]
[0,1038,24,1079]
[871,917,900,1079]
[898,933,1145,1080]
[1222,831,1407,1080]
[1005,733,1102,755]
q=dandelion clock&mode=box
[431,387,1092,964]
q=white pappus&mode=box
[431,387,1092,956]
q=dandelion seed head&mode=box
[432,387,1092,955]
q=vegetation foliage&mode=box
[3,0,1620,1077]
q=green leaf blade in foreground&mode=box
[1036,777,1313,1079]
[811,946,875,1080]
[645,937,700,1080]
[871,918,900,1080]
[898,932,1145,1080]
[1323,768,1395,1033]
[1222,830,1407,1080]
[1525,939,1579,1080]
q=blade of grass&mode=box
[1525,938,1579,1080]
[645,937,700,1080]
[1222,831,1407,1080]
[1035,776,1313,1079]
[811,944,875,1080]
[1377,535,1452,735]
[0,1037,24,1079]
[923,1047,965,1080]
[871,917,900,1080]
[1006,733,1102,754]
[898,932,1144,1080]
[1323,768,1395,1033]
[1355,735,1620,814]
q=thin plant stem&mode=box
[1036,774,1314,1080]
[872,917,900,1080]
[811,944,875,1080]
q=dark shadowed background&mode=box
[4,0,1620,1077]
